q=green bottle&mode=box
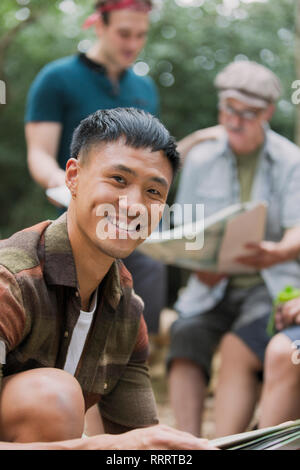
[267,285,300,336]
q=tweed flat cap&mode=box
[215,61,282,108]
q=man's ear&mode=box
[262,104,275,122]
[94,15,106,38]
[65,158,80,199]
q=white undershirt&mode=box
[64,289,98,376]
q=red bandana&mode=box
[82,0,152,29]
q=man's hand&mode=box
[236,228,300,270]
[45,170,68,208]
[25,122,63,191]
[89,424,219,450]
[47,169,67,189]
[0,424,219,450]
[195,271,227,287]
[275,298,300,331]
[235,241,286,270]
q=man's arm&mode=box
[25,122,65,190]
[0,424,218,450]
[196,225,300,285]
[0,282,217,449]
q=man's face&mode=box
[66,140,173,260]
[219,98,273,155]
[96,10,149,69]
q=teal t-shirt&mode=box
[25,54,159,169]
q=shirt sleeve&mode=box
[98,315,159,429]
[0,266,26,393]
[281,162,300,229]
[144,75,160,118]
[25,65,66,123]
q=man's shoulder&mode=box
[33,55,80,84]
[186,136,226,167]
[0,220,51,275]
[267,130,300,165]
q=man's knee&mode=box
[219,333,262,372]
[219,332,245,356]
[0,368,85,442]
[264,333,298,380]
[169,357,200,371]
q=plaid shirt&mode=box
[0,213,158,428]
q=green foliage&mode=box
[0,0,298,237]
[144,0,296,139]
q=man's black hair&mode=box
[70,107,180,176]
[94,0,153,24]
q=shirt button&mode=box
[75,291,79,298]
[103,382,108,390]
[64,331,69,338]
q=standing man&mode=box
[167,61,300,437]
[25,0,166,341]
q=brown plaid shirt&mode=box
[0,213,158,428]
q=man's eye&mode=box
[112,176,126,184]
[243,111,257,120]
[148,189,161,196]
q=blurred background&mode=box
[0,0,298,238]
[1,0,299,436]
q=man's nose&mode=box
[118,190,146,216]
[227,113,244,131]
[229,113,242,125]
[128,37,143,52]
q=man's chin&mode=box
[228,133,248,152]
[95,239,143,260]
[119,55,137,68]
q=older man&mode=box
[167,61,300,437]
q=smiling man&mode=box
[0,108,217,450]
[168,61,300,438]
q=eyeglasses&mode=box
[219,103,262,121]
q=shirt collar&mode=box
[44,212,77,288]
[43,212,123,309]
[78,53,128,79]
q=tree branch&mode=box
[0,16,36,54]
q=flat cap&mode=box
[215,61,282,108]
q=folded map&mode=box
[210,419,300,450]
[138,201,267,274]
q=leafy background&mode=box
[0,0,297,239]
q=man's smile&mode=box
[106,215,142,234]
